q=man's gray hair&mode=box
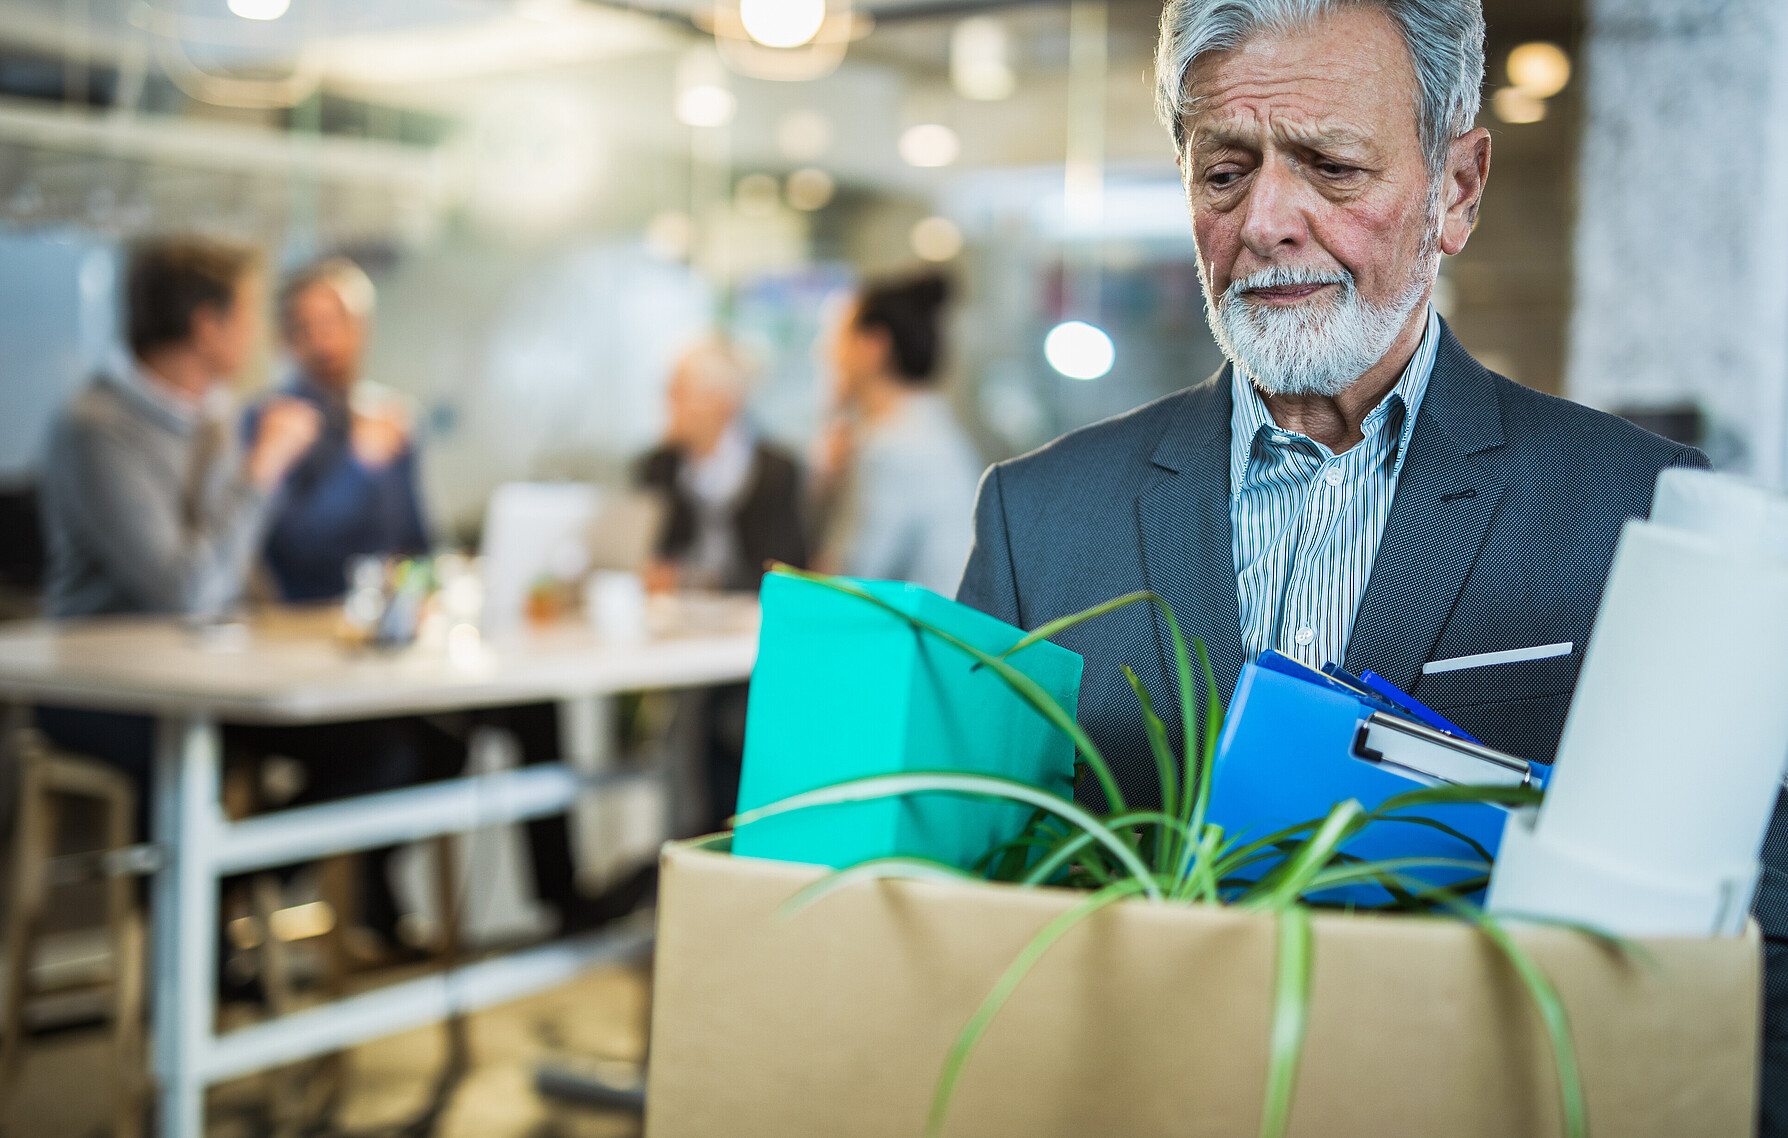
[676,335,758,401]
[281,256,376,323]
[1154,0,1485,174]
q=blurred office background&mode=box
[0,0,1772,1132]
[0,0,1615,564]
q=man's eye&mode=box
[1208,170,1243,187]
[1316,162,1356,177]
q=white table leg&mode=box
[561,695,613,893]
[152,716,221,1138]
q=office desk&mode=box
[0,599,758,1138]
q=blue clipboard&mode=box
[1205,662,1520,906]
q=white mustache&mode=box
[1225,264,1353,300]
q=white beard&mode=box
[1200,258,1432,398]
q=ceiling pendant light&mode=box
[228,0,290,19]
[739,0,827,49]
[711,0,859,81]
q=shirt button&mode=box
[1294,626,1315,647]
[1323,467,1344,486]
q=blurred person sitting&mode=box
[816,273,981,597]
[35,238,422,966]
[249,257,429,603]
[41,239,319,624]
[629,339,809,836]
[638,337,809,592]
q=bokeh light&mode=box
[228,0,290,19]
[898,124,960,168]
[777,109,833,160]
[739,0,828,49]
[910,216,963,262]
[1493,86,1546,125]
[1507,42,1571,99]
[676,85,737,127]
[951,17,1016,101]
[1044,321,1114,380]
[785,168,836,211]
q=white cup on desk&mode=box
[586,571,649,644]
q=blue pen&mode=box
[1354,668,1481,744]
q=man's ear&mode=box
[1439,126,1491,256]
[187,302,224,348]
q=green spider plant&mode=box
[732,566,1614,1138]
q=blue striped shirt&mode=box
[1230,305,1439,669]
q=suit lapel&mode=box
[1135,369,1246,704]
[1344,324,1508,691]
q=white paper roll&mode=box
[1651,467,1788,560]
[1488,474,1788,936]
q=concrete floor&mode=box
[2,960,652,1138]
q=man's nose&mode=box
[1237,158,1309,259]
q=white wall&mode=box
[1568,0,1788,483]
[0,227,121,480]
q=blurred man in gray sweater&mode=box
[42,239,320,619]
[36,237,320,795]
[37,239,431,959]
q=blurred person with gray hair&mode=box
[631,338,810,836]
[953,0,1771,1116]
[637,337,809,592]
[246,256,429,602]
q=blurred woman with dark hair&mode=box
[816,272,982,596]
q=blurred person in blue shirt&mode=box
[248,257,428,602]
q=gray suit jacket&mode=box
[957,321,1788,1133]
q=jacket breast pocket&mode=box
[1411,649,1583,710]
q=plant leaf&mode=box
[1259,905,1313,1138]
[1367,813,1497,866]
[1187,636,1222,842]
[778,856,981,920]
[1122,666,1180,841]
[1372,782,1544,815]
[1298,857,1492,895]
[730,770,1163,901]
[1430,896,1587,1138]
[1247,800,1367,910]
[997,590,1159,658]
[1018,810,1197,888]
[925,878,1153,1138]
[977,581,1200,823]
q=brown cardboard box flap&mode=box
[646,840,1760,1138]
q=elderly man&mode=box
[638,338,808,592]
[250,257,428,602]
[960,0,1787,1128]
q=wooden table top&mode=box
[0,595,759,723]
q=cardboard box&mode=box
[646,840,1760,1138]
[732,574,1082,870]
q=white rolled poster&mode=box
[1487,470,1788,936]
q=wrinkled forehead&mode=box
[288,280,354,320]
[1179,8,1422,155]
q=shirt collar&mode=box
[1229,304,1440,490]
[110,358,204,433]
[681,420,757,508]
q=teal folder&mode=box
[732,574,1084,870]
